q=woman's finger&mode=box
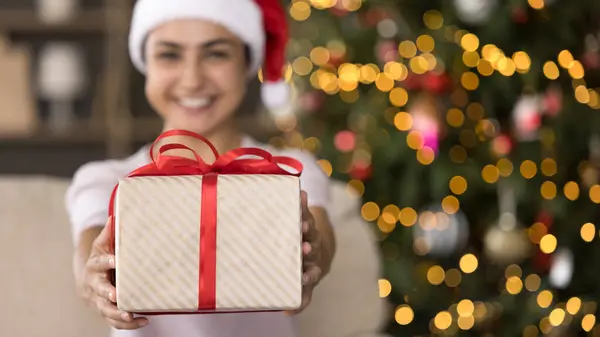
[88,254,115,272]
[97,296,129,321]
[92,274,117,303]
[106,317,149,330]
[93,217,114,251]
[303,265,322,286]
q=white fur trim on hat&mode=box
[261,80,291,109]
[129,0,265,78]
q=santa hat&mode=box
[129,0,291,110]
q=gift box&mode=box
[110,130,304,314]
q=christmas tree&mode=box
[281,0,600,335]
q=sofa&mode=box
[0,176,389,337]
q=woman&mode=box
[65,0,336,336]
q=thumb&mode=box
[93,216,114,252]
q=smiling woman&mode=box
[64,1,337,337]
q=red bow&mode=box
[108,129,303,313]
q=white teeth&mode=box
[179,98,211,109]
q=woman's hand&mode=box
[75,217,148,330]
[285,191,327,316]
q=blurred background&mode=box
[3,0,600,336]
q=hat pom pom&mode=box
[261,80,291,110]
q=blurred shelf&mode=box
[0,8,107,35]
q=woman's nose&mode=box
[179,60,205,90]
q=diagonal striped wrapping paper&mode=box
[114,174,303,313]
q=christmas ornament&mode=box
[454,0,497,25]
[549,248,574,289]
[412,204,469,258]
[376,40,398,64]
[484,181,532,265]
[512,94,542,141]
[409,93,443,152]
[542,85,563,116]
[37,42,87,133]
[36,0,79,24]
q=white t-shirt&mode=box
[65,135,331,337]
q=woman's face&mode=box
[144,19,248,136]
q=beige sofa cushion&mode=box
[0,176,387,337]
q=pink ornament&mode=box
[543,86,563,117]
[492,134,513,156]
[377,40,398,63]
[334,130,356,152]
[411,114,439,153]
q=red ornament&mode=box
[583,52,600,69]
[403,72,452,94]
[349,161,372,180]
[533,211,554,273]
[492,134,513,156]
[334,130,356,153]
[543,85,563,117]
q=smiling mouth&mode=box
[176,97,216,113]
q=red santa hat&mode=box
[129,0,291,110]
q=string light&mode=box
[581,222,596,242]
[395,305,415,325]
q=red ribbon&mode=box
[108,129,303,311]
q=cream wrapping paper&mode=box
[114,174,303,313]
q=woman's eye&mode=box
[207,51,230,59]
[157,52,180,60]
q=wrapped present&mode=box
[109,130,303,314]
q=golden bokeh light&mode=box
[512,51,531,72]
[449,176,468,195]
[549,308,565,326]
[528,0,544,9]
[566,297,582,315]
[444,269,462,287]
[375,73,395,92]
[310,46,330,66]
[543,61,560,79]
[416,35,435,53]
[497,158,514,177]
[417,147,435,165]
[520,160,537,179]
[505,264,522,278]
[525,274,541,291]
[446,108,465,127]
[461,33,479,52]
[540,234,557,254]
[378,279,392,298]
[575,85,590,104]
[541,181,557,200]
[457,299,475,317]
[395,305,414,325]
[558,50,574,68]
[564,181,580,201]
[361,202,380,222]
[289,1,312,21]
[463,51,480,68]
[582,314,596,332]
[459,254,478,274]
[590,185,600,203]
[442,195,460,214]
[399,41,417,59]
[427,265,446,285]
[581,222,596,242]
[461,72,479,90]
[457,315,475,330]
[389,88,409,107]
[482,165,500,184]
[569,60,585,79]
[477,59,494,76]
[537,290,553,308]
[317,159,333,177]
[434,311,453,330]
[506,276,523,295]
[541,158,557,176]
[394,112,413,131]
[423,10,444,30]
[399,207,418,227]
[523,325,539,337]
[346,179,365,196]
[529,222,548,244]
